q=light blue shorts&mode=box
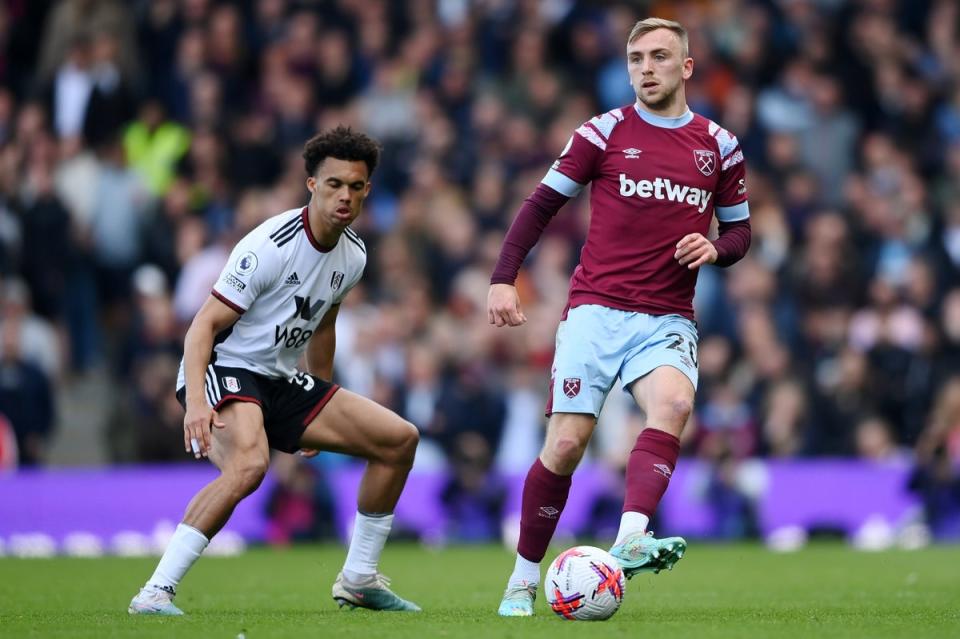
[548,305,699,417]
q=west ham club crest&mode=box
[563,377,581,398]
[693,149,717,176]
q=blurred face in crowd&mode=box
[627,28,693,114]
[306,158,371,241]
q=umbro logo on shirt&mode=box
[285,272,300,286]
[623,147,642,159]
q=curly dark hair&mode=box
[302,126,381,178]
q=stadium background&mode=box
[0,0,959,556]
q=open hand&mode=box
[183,402,226,459]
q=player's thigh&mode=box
[628,366,696,433]
[620,314,698,408]
[208,401,270,472]
[299,388,418,462]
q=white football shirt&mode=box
[176,206,366,386]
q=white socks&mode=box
[508,554,541,587]
[342,511,394,582]
[147,523,209,592]
[615,511,650,545]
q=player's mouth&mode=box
[334,206,353,220]
[642,81,658,89]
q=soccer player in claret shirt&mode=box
[489,18,751,616]
[128,127,421,615]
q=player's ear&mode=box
[682,57,694,80]
[306,176,317,192]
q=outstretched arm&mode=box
[293,304,342,459]
[490,183,569,285]
[306,303,340,381]
[488,184,569,327]
[183,295,240,457]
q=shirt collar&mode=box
[633,102,694,128]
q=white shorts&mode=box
[547,304,699,417]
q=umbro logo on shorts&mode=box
[285,272,300,286]
[563,377,581,398]
[539,506,559,519]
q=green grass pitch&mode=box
[1,543,958,638]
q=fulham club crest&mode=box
[693,149,717,176]
[330,271,345,291]
[222,376,240,393]
[563,377,581,398]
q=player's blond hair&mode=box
[627,17,689,58]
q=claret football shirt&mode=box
[543,104,749,319]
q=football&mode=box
[544,545,625,621]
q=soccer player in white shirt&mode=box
[129,127,421,614]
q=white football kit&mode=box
[176,206,366,388]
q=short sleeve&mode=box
[332,255,365,306]
[714,133,749,222]
[211,232,278,313]
[541,118,609,197]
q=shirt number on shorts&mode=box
[288,372,316,391]
[665,332,698,367]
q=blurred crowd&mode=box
[0,0,958,540]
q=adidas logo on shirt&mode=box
[284,272,300,286]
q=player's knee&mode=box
[659,395,694,425]
[229,454,269,497]
[547,436,587,466]
[389,421,419,466]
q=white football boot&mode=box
[128,585,185,616]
